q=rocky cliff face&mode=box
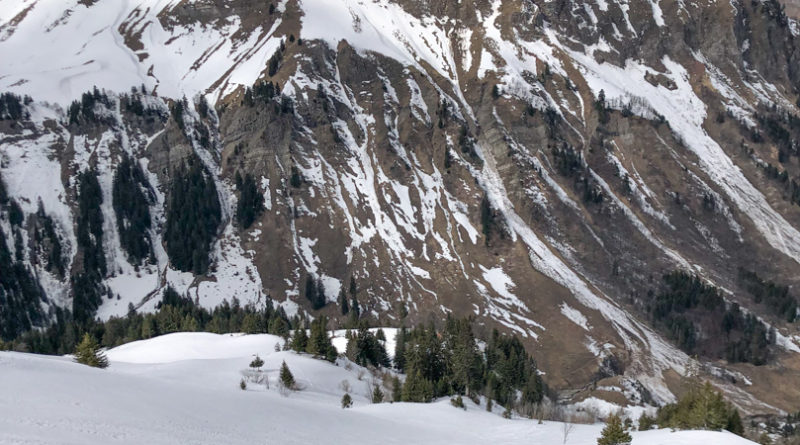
[1,0,800,413]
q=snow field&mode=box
[0,332,758,445]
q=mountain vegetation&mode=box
[648,271,774,365]
[113,154,154,264]
[164,157,221,275]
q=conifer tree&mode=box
[345,324,390,368]
[307,316,336,362]
[392,376,402,402]
[235,173,264,229]
[74,333,109,368]
[341,393,353,408]
[638,413,655,431]
[402,369,434,403]
[182,314,199,332]
[304,275,326,310]
[249,354,264,370]
[112,154,153,264]
[141,315,155,339]
[241,313,259,334]
[655,381,743,435]
[290,328,308,352]
[597,414,632,445]
[727,408,744,436]
[394,326,406,371]
[338,288,349,315]
[164,159,221,275]
[351,297,360,319]
[279,360,295,390]
[372,385,384,403]
[349,276,357,297]
[73,170,107,324]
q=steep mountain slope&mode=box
[1,0,800,413]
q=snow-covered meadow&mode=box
[0,332,756,444]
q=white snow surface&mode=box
[0,332,758,445]
[0,0,284,105]
[561,302,591,331]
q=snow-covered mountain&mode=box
[0,332,759,444]
[1,0,800,415]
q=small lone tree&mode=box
[372,385,384,403]
[562,419,575,444]
[74,333,109,368]
[249,354,264,370]
[279,360,296,391]
[341,393,353,409]
[598,414,632,445]
[240,378,247,390]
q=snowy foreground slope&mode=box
[0,333,755,445]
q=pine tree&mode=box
[341,393,353,408]
[241,313,259,334]
[182,314,199,332]
[372,385,384,403]
[597,414,632,445]
[279,360,295,390]
[314,278,326,310]
[307,316,335,361]
[290,328,308,352]
[249,354,264,370]
[74,333,109,368]
[349,276,357,298]
[402,370,434,403]
[392,376,402,402]
[727,408,744,436]
[655,381,743,435]
[235,173,264,229]
[112,154,153,264]
[638,413,656,431]
[164,159,221,275]
[304,275,326,310]
[338,288,349,315]
[351,297,360,319]
[73,170,107,324]
[394,326,407,371]
[141,315,155,339]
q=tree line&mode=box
[315,317,547,415]
[1,286,297,354]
